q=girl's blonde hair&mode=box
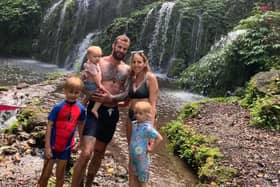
[134,101,152,114]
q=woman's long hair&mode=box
[129,52,151,77]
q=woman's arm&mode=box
[148,73,159,128]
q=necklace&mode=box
[134,73,145,88]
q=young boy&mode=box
[81,45,105,118]
[38,76,86,187]
[129,101,163,187]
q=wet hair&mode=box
[113,34,130,46]
[64,76,84,91]
[134,101,152,114]
[87,46,102,58]
[129,51,151,76]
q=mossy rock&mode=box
[242,70,280,107]
[253,70,280,95]
[3,121,20,134]
[17,107,47,133]
[31,130,45,148]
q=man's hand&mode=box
[89,89,113,104]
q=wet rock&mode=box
[17,132,30,141]
[6,135,16,145]
[16,83,29,89]
[27,139,37,147]
[0,146,17,155]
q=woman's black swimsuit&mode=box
[128,77,150,121]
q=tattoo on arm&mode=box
[112,77,130,102]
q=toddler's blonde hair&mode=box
[134,101,152,114]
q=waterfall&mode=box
[167,14,182,71]
[53,0,68,65]
[210,30,247,50]
[38,0,158,68]
[71,0,89,38]
[190,13,204,63]
[43,0,64,23]
[64,31,101,70]
[147,2,175,72]
[139,8,154,46]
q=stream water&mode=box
[0,58,203,186]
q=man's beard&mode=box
[112,51,125,61]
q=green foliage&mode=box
[241,71,280,130]
[46,71,64,80]
[199,157,237,183]
[17,107,35,132]
[163,119,236,184]
[177,10,280,97]
[240,80,265,107]
[177,49,233,96]
[98,2,161,56]
[4,120,20,134]
[250,95,280,130]
[0,0,42,55]
[177,102,200,120]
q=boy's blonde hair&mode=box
[134,101,152,114]
[64,76,84,91]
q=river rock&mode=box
[0,146,17,155]
[253,70,280,95]
[17,132,31,141]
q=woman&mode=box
[126,50,159,186]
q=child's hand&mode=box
[45,147,52,159]
[147,139,155,152]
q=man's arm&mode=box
[90,74,130,103]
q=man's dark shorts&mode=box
[83,101,119,143]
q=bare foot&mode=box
[91,109,99,118]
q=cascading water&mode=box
[210,29,247,50]
[139,8,154,49]
[147,2,175,72]
[53,0,68,65]
[42,0,64,23]
[70,0,89,41]
[38,0,157,68]
[64,31,101,70]
[167,13,182,72]
[190,13,204,63]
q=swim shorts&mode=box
[83,101,119,143]
[51,149,71,160]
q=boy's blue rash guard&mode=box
[48,100,86,152]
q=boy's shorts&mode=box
[51,149,71,160]
[83,101,119,143]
